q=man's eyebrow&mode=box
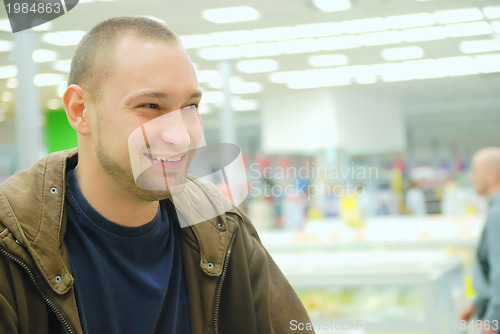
[128,90,202,102]
[128,91,169,101]
[190,91,203,99]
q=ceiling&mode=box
[1,0,500,135]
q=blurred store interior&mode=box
[2,0,500,332]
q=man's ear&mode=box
[63,84,91,136]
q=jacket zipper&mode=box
[0,247,75,334]
[213,228,239,334]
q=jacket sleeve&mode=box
[0,254,19,334]
[225,208,316,334]
[483,207,500,327]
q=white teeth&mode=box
[150,155,182,162]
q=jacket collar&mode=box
[0,148,237,294]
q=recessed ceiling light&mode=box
[434,8,483,24]
[445,22,492,38]
[312,0,351,12]
[483,6,500,19]
[404,59,445,79]
[6,78,18,88]
[197,104,212,114]
[402,26,447,42]
[201,91,224,104]
[237,59,278,73]
[239,43,281,58]
[276,39,321,54]
[52,60,71,72]
[386,13,435,29]
[198,46,241,60]
[319,36,362,50]
[382,46,424,61]
[33,73,66,87]
[1,91,13,102]
[0,66,17,79]
[231,99,259,111]
[0,19,11,32]
[210,30,257,46]
[32,49,59,63]
[202,6,260,24]
[180,34,213,49]
[439,56,479,76]
[229,78,262,94]
[0,40,13,53]
[359,31,403,46]
[475,53,500,73]
[253,27,299,42]
[296,23,342,38]
[460,39,500,54]
[42,31,86,46]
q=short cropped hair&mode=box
[68,16,179,101]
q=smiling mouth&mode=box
[143,152,186,162]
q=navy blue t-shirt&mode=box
[64,167,191,334]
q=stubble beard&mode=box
[95,127,173,202]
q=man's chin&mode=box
[135,169,187,193]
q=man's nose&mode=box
[159,109,191,148]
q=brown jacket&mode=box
[0,149,314,334]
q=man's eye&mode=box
[140,103,160,109]
[183,104,199,111]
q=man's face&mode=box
[88,36,203,201]
[470,155,489,196]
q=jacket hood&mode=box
[0,148,237,295]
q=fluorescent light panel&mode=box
[231,99,259,111]
[32,49,58,63]
[445,21,492,38]
[296,23,341,38]
[460,39,500,54]
[386,13,435,29]
[0,39,13,53]
[434,8,483,24]
[211,30,257,46]
[52,60,72,72]
[0,66,17,79]
[237,59,278,73]
[42,31,86,46]
[33,73,65,87]
[312,0,351,12]
[483,6,500,19]
[202,6,260,24]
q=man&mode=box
[0,17,313,334]
[460,147,500,334]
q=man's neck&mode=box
[75,164,159,228]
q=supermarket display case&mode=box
[260,216,481,334]
[272,250,463,334]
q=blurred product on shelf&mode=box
[405,181,426,215]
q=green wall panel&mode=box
[45,109,77,153]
